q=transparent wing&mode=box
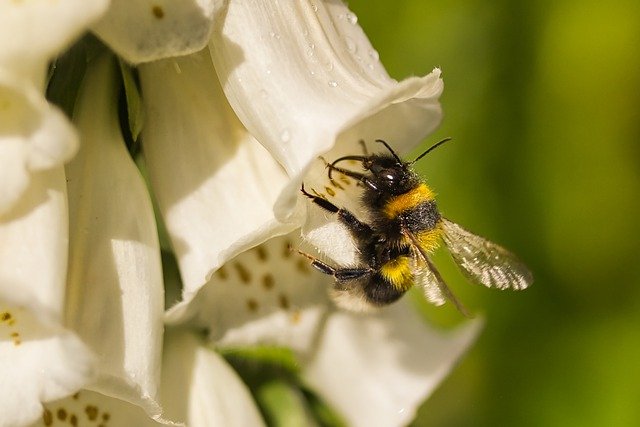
[404,230,471,317]
[411,255,446,306]
[441,218,533,290]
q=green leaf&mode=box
[257,380,319,427]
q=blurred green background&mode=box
[348,0,640,426]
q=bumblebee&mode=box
[300,139,532,315]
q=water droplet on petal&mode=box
[311,3,318,12]
[346,12,358,25]
[369,49,380,61]
[281,129,291,142]
[345,37,357,53]
[328,81,338,87]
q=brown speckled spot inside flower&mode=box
[296,259,311,274]
[246,299,259,312]
[325,186,336,196]
[69,414,78,426]
[42,409,53,426]
[278,294,290,310]
[233,262,251,284]
[282,240,292,258]
[151,5,164,19]
[255,246,268,261]
[262,274,274,290]
[215,265,228,280]
[85,405,98,421]
[0,312,10,322]
[103,412,111,421]
[57,408,67,421]
[330,178,344,190]
[290,310,302,324]
[10,331,21,346]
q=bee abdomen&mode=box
[363,276,406,305]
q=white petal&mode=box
[171,234,329,355]
[0,72,79,215]
[303,301,482,427]
[35,389,173,427]
[140,49,293,314]
[65,55,164,416]
[0,0,108,83]
[0,167,69,317]
[209,0,443,218]
[92,0,216,64]
[160,329,265,427]
[0,297,94,427]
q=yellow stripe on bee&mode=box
[383,183,436,218]
[416,226,444,253]
[380,256,413,291]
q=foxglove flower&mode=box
[65,53,165,420]
[139,1,480,425]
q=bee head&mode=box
[364,155,417,195]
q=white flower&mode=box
[138,2,479,424]
[65,53,165,420]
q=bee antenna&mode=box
[375,139,402,164]
[409,137,452,165]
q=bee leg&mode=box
[300,184,374,241]
[301,184,340,213]
[297,250,371,281]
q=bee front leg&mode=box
[300,184,374,241]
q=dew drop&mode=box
[311,3,318,12]
[345,37,357,53]
[368,49,380,61]
[346,12,358,25]
[328,81,338,88]
[280,129,291,142]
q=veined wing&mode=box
[411,255,446,306]
[441,218,533,290]
[404,228,471,317]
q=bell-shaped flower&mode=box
[138,2,478,423]
[63,54,165,420]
